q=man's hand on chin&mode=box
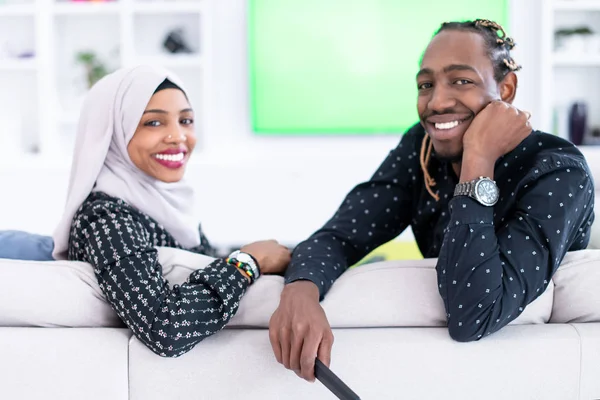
[460,100,532,182]
[268,280,334,382]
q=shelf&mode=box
[0,151,72,170]
[553,54,600,66]
[554,0,600,10]
[0,0,207,181]
[0,58,37,71]
[0,3,35,16]
[54,2,122,15]
[135,54,202,68]
[132,1,203,13]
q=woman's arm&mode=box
[71,200,250,357]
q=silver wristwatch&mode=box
[228,250,261,279]
[453,176,499,206]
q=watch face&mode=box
[475,179,499,206]
[237,253,252,263]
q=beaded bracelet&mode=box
[245,253,261,277]
[227,250,261,280]
[226,257,256,284]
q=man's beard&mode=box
[432,149,463,164]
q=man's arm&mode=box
[270,125,423,381]
[438,162,594,342]
[284,134,421,300]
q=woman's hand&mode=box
[241,240,291,275]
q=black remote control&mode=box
[314,358,361,400]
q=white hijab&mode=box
[52,65,201,260]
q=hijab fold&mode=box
[52,65,201,260]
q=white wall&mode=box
[0,0,544,249]
[508,0,543,128]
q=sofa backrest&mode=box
[7,247,597,329]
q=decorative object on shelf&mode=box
[163,29,192,54]
[568,101,587,146]
[14,51,34,59]
[75,51,110,88]
[0,41,35,61]
[555,26,600,54]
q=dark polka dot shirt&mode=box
[285,123,595,341]
[68,191,249,357]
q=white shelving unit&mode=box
[0,58,37,70]
[0,0,206,162]
[540,0,600,142]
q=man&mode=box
[268,19,595,381]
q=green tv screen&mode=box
[249,0,508,135]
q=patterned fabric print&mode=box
[285,123,595,341]
[68,192,249,357]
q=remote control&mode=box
[314,358,361,400]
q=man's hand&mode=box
[269,280,334,382]
[460,101,532,182]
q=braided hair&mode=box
[436,19,522,82]
[420,19,521,201]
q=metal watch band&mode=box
[454,180,474,197]
[453,176,499,207]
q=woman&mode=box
[52,65,290,357]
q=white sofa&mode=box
[1,247,599,400]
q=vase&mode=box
[568,101,587,146]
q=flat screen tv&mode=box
[249,0,508,135]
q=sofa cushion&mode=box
[571,323,600,400]
[128,325,581,400]
[550,249,600,323]
[0,257,122,327]
[0,247,215,328]
[157,248,553,328]
[321,258,553,328]
[0,328,130,400]
[0,246,563,329]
